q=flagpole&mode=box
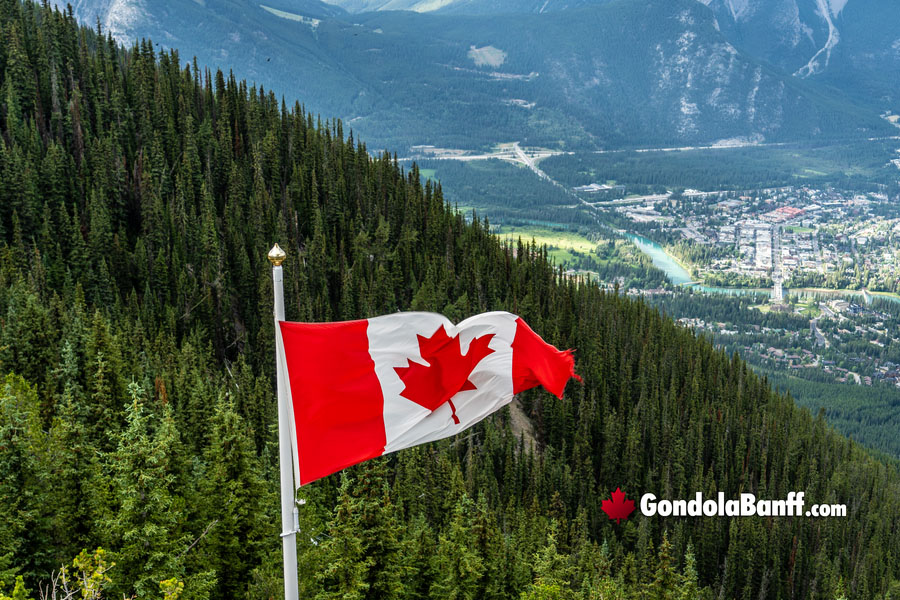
[268,243,299,600]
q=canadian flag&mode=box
[276,311,580,486]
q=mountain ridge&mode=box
[319,0,900,110]
[52,0,892,152]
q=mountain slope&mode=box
[699,0,900,107]
[52,0,891,151]
[324,0,900,110]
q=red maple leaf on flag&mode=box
[395,326,495,424]
[601,488,635,524]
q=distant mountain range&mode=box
[327,0,900,106]
[53,0,897,152]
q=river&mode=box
[625,232,900,304]
[625,233,765,295]
[625,233,694,286]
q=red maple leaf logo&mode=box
[394,326,495,424]
[601,488,636,524]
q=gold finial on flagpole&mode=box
[268,243,286,266]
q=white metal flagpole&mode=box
[268,243,299,600]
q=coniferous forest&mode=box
[1,1,900,598]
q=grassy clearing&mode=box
[494,224,608,268]
[795,299,822,318]
[492,224,647,270]
[493,225,599,254]
[754,298,821,317]
[547,247,578,264]
[784,226,815,234]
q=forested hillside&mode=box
[1,1,899,598]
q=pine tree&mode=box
[648,532,677,600]
[520,522,579,600]
[429,494,486,600]
[45,340,99,562]
[679,544,701,600]
[316,474,373,600]
[0,375,51,585]
[196,394,271,599]
[104,381,186,598]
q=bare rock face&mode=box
[51,0,150,43]
[697,0,844,76]
[697,0,899,105]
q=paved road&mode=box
[397,143,570,168]
[810,318,830,348]
[512,142,552,181]
[812,234,821,271]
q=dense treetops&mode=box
[0,1,899,598]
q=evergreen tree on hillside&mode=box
[103,383,189,598]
